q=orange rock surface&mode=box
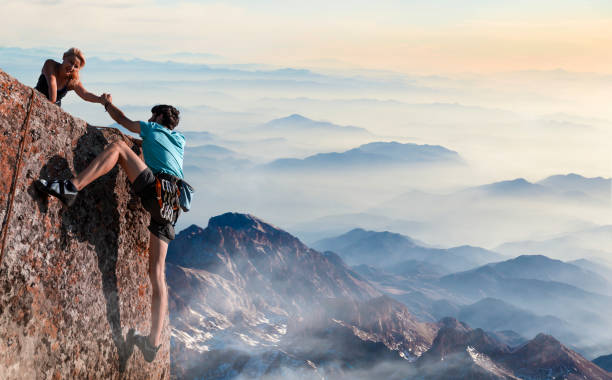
[0,69,170,379]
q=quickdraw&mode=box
[154,175,181,225]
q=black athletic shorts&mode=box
[133,168,176,243]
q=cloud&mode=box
[2,0,612,74]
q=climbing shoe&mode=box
[131,331,160,363]
[35,179,78,207]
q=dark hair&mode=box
[151,104,180,130]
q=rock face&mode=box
[0,69,170,378]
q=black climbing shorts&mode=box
[133,168,176,243]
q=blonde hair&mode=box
[62,47,85,83]
[63,47,86,68]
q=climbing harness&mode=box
[0,89,36,267]
[154,173,181,225]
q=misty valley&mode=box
[3,47,611,379]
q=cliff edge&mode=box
[0,69,170,379]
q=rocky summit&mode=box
[167,213,438,379]
[167,213,612,380]
[417,318,611,380]
[0,69,169,378]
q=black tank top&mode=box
[35,74,69,106]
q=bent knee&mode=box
[106,140,128,155]
[110,140,128,150]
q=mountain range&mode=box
[264,141,462,171]
[167,214,435,379]
[366,173,610,248]
[166,213,611,379]
[314,226,612,358]
[313,228,504,274]
[255,113,371,135]
[496,225,612,262]
[417,318,610,380]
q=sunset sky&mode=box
[3,0,612,74]
[1,0,611,246]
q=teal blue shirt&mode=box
[139,121,185,179]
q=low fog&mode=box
[4,47,612,375]
[3,47,606,253]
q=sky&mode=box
[2,0,612,74]
[1,0,611,247]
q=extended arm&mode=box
[73,81,105,104]
[101,94,141,134]
[41,60,58,103]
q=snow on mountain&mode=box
[417,318,611,380]
[167,214,437,379]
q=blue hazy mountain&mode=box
[181,131,217,144]
[451,297,574,343]
[369,173,608,249]
[570,258,612,280]
[183,144,252,175]
[264,141,462,170]
[437,260,612,351]
[257,114,371,135]
[481,255,611,295]
[186,144,236,158]
[468,178,550,197]
[496,225,612,262]
[537,173,611,200]
[313,228,503,273]
[3,46,407,93]
[593,354,612,372]
[465,174,611,201]
[439,255,611,301]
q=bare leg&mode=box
[71,140,148,190]
[147,232,168,347]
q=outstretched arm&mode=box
[41,60,58,103]
[73,81,105,104]
[101,94,141,134]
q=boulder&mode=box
[0,68,170,379]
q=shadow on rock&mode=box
[28,155,74,214]
[46,126,134,372]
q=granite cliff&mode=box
[0,69,170,378]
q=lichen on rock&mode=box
[0,68,170,379]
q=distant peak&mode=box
[174,224,205,240]
[275,114,310,122]
[287,113,308,120]
[502,178,530,185]
[508,254,561,265]
[566,173,584,178]
[438,317,469,331]
[207,213,283,235]
[209,212,263,228]
[183,224,205,234]
[346,227,367,233]
[530,333,562,347]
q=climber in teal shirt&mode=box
[35,96,187,363]
[139,120,185,179]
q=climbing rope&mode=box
[0,89,36,267]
